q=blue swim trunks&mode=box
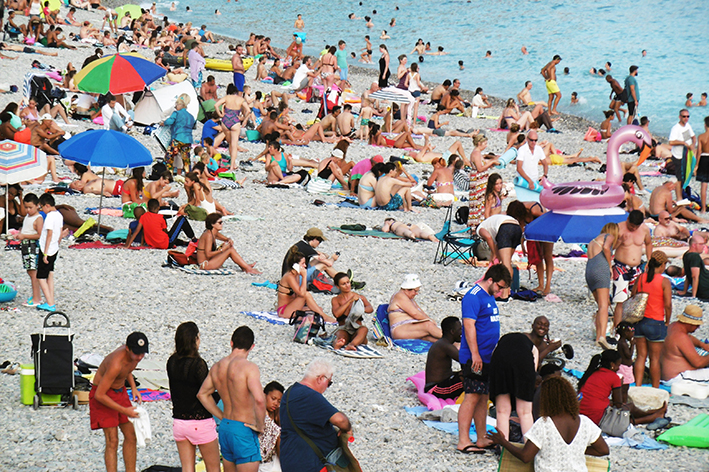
[233,72,245,92]
[218,419,261,465]
[380,193,403,211]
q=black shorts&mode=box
[697,155,709,183]
[424,372,464,399]
[462,360,490,395]
[496,223,522,249]
[37,251,57,279]
[627,101,636,116]
[673,157,684,181]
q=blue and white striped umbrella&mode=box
[368,87,414,104]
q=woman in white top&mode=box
[406,63,428,123]
[488,376,609,472]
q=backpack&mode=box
[165,250,197,267]
[454,206,469,225]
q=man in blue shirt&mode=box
[457,264,511,454]
[280,358,352,472]
[624,65,639,124]
[335,40,348,82]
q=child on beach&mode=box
[616,322,635,402]
[17,193,43,307]
[37,193,65,312]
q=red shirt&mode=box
[140,212,168,249]
[637,272,665,321]
[579,368,622,424]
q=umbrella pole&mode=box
[96,168,106,239]
[4,185,8,237]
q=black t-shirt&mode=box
[682,251,709,299]
[166,354,217,420]
[281,240,318,275]
[82,54,100,69]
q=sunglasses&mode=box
[528,138,537,142]
[681,115,690,118]
[216,220,223,224]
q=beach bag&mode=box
[166,250,197,267]
[455,206,469,225]
[307,177,332,194]
[622,275,648,324]
[599,405,631,437]
[184,239,198,258]
[290,310,324,344]
[184,204,208,221]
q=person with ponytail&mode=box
[631,250,672,388]
[579,350,667,426]
[488,376,609,470]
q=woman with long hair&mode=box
[166,322,221,472]
[484,173,504,219]
[579,350,667,427]
[631,250,672,388]
[196,213,260,273]
[121,167,147,204]
[489,376,609,469]
[378,44,390,87]
[585,223,620,348]
[277,247,332,321]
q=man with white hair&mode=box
[280,358,352,472]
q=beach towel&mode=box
[177,266,237,275]
[85,207,123,216]
[680,148,696,189]
[498,447,611,471]
[318,343,384,359]
[328,225,405,239]
[251,281,279,290]
[69,241,152,250]
[404,406,495,442]
[406,371,458,411]
[127,388,172,402]
[222,214,264,222]
[372,305,432,354]
[242,311,288,325]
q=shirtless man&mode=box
[516,81,545,107]
[612,210,653,326]
[200,75,218,101]
[540,55,562,115]
[653,210,691,240]
[336,104,356,137]
[294,14,304,30]
[388,274,442,342]
[649,180,709,223]
[439,89,465,115]
[319,107,341,136]
[70,175,124,196]
[375,162,414,211]
[695,116,709,212]
[382,218,438,241]
[197,326,266,472]
[430,80,451,106]
[605,75,627,123]
[424,317,463,399]
[660,305,709,381]
[89,332,147,472]
[231,44,246,93]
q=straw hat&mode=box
[401,274,422,290]
[678,305,703,326]
[650,251,668,266]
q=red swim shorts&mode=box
[89,384,131,430]
[14,127,32,145]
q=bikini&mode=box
[389,308,418,330]
[276,275,302,315]
[384,137,397,147]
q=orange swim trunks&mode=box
[14,127,32,144]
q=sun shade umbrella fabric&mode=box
[74,52,166,95]
[0,140,49,185]
[524,208,628,244]
[57,129,152,169]
[114,4,143,20]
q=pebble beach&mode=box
[1,3,708,471]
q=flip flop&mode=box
[456,445,486,455]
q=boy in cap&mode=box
[90,332,149,472]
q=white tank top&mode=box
[30,0,41,16]
[21,213,41,236]
[200,197,217,214]
[408,72,421,93]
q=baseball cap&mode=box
[304,227,326,240]
[126,332,150,354]
[371,155,384,164]
[38,113,53,122]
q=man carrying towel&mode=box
[89,332,148,472]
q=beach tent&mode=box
[115,4,142,20]
[133,81,198,125]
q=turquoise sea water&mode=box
[152,0,706,135]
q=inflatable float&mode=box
[540,125,652,211]
[651,237,689,258]
[205,57,254,72]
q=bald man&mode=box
[652,211,691,240]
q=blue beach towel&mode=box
[373,304,432,354]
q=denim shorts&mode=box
[634,317,667,342]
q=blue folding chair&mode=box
[433,205,479,266]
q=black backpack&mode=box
[455,206,469,225]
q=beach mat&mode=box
[242,311,287,325]
[251,281,279,290]
[372,305,432,355]
[318,344,384,358]
[404,406,494,442]
[85,207,123,216]
[328,225,403,239]
[177,266,237,275]
[222,214,264,222]
[69,241,153,250]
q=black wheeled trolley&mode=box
[30,312,78,410]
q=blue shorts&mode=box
[306,264,318,283]
[634,317,667,342]
[339,68,348,81]
[218,419,261,465]
[233,72,245,92]
[192,71,203,88]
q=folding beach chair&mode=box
[153,125,172,154]
[433,204,479,266]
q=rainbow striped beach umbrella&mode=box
[0,140,48,185]
[0,140,48,233]
[74,52,166,95]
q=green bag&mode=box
[184,204,208,221]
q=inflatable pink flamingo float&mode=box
[540,125,652,211]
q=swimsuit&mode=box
[611,259,640,304]
[112,179,124,197]
[380,193,403,211]
[361,118,370,126]
[391,318,418,330]
[222,107,241,129]
[317,158,334,180]
[585,234,611,293]
[218,419,261,465]
[384,137,396,147]
[545,79,560,94]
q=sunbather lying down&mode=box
[381,218,438,242]
[56,204,113,234]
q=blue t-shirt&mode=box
[334,48,348,70]
[624,75,639,103]
[280,382,339,472]
[459,284,500,364]
[201,119,220,145]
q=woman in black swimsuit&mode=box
[378,44,390,88]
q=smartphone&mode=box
[292,263,300,271]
